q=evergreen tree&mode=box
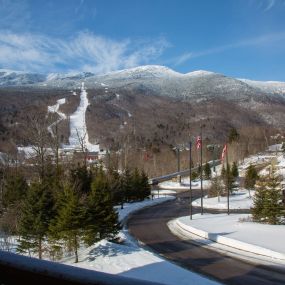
[252,173,283,225]
[84,176,120,246]
[2,174,28,209]
[221,163,234,193]
[191,171,199,180]
[140,170,151,200]
[17,181,54,259]
[228,127,240,143]
[122,169,132,203]
[264,174,283,225]
[130,168,142,201]
[231,162,239,179]
[209,176,223,201]
[245,164,259,197]
[252,179,267,222]
[203,162,211,180]
[71,164,92,194]
[49,184,85,263]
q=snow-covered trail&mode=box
[47,98,66,137]
[68,82,99,152]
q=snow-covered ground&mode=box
[158,178,211,190]
[192,189,253,210]
[61,197,220,285]
[68,82,100,152]
[47,98,66,137]
[169,213,285,264]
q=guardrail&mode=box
[149,160,221,185]
[0,250,163,285]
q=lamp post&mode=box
[200,124,205,215]
[189,140,193,220]
[173,144,186,183]
[207,144,221,173]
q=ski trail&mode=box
[68,82,99,152]
[47,98,66,137]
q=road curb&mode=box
[174,218,285,261]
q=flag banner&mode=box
[221,144,227,161]
[196,136,202,150]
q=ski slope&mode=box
[68,82,99,152]
[47,98,66,137]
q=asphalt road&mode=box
[127,190,285,285]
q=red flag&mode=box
[196,136,202,150]
[221,144,227,161]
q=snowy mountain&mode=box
[0,69,46,86]
[1,65,285,102]
[239,78,285,95]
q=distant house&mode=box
[86,152,99,163]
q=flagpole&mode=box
[200,127,203,215]
[226,144,230,215]
[189,141,192,220]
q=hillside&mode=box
[1,65,285,174]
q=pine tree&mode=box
[221,163,234,193]
[17,181,54,259]
[71,164,92,194]
[84,175,120,246]
[209,176,223,201]
[2,174,28,209]
[140,170,151,200]
[49,184,85,263]
[252,173,283,225]
[203,162,211,180]
[228,127,240,143]
[231,162,239,179]
[131,168,141,201]
[252,179,267,222]
[245,164,259,197]
[122,169,132,203]
[264,174,283,225]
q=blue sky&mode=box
[0,0,285,80]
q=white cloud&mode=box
[0,31,169,73]
[263,0,276,11]
[173,32,285,66]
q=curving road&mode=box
[127,190,285,285]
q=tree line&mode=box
[0,163,150,262]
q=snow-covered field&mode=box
[170,213,285,263]
[62,197,220,285]
[192,189,254,210]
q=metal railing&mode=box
[149,160,221,185]
[0,250,163,285]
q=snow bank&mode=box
[158,178,211,190]
[192,189,253,210]
[171,214,285,261]
[63,197,219,285]
[116,197,175,223]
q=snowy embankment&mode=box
[192,189,253,210]
[158,177,211,190]
[169,213,285,263]
[68,82,99,152]
[63,197,220,285]
[47,98,66,136]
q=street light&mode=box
[173,144,187,183]
[207,144,221,173]
[189,140,193,220]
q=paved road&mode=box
[127,190,285,285]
